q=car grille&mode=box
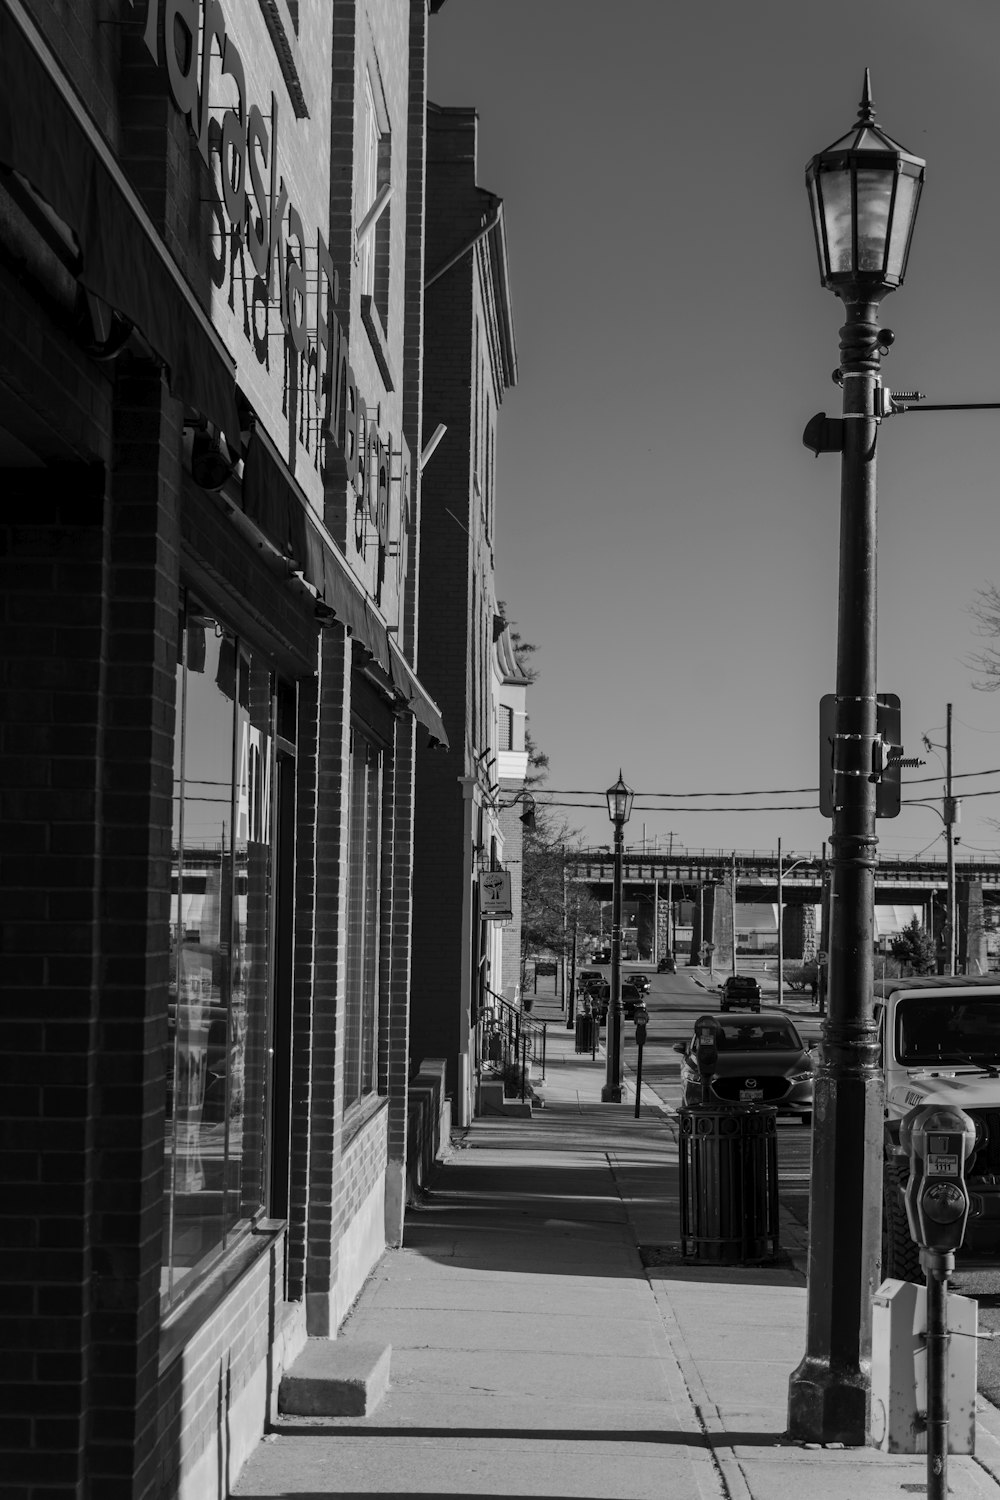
[712,1076,789,1103]
[967,1110,1000,1177]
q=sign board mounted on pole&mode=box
[479,870,512,920]
[819,693,902,819]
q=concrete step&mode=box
[476,1079,532,1117]
[278,1339,391,1417]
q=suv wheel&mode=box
[882,1159,923,1283]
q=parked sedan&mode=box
[673,1012,814,1122]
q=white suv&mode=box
[877,975,1000,1280]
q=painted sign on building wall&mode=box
[134,0,409,608]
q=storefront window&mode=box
[162,599,278,1306]
[343,725,383,1111]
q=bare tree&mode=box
[968,583,1000,688]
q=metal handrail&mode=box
[478,987,547,1104]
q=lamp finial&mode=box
[859,68,875,124]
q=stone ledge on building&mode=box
[406,1058,451,1203]
[278,1340,391,1417]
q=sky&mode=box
[427,0,1000,863]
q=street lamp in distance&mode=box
[602,772,634,1103]
[787,71,925,1449]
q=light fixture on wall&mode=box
[498,790,536,831]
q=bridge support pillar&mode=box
[783,903,817,962]
[958,881,987,975]
[690,882,733,968]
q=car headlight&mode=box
[790,1068,813,1081]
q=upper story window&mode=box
[356,67,391,331]
[498,704,514,752]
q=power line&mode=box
[530,765,1000,803]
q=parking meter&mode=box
[633,1003,650,1119]
[693,1014,719,1106]
[900,1104,976,1269]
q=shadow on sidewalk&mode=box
[270,1423,736,1444]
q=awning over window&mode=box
[241,427,448,749]
[0,2,240,444]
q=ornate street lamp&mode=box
[788,74,925,1447]
[602,773,634,1102]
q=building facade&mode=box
[409,103,519,1127]
[0,2,446,1495]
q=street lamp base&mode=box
[787,1355,869,1446]
[600,1084,624,1103]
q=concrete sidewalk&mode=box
[234,1000,1000,1499]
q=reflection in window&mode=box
[162,601,276,1307]
[344,726,383,1111]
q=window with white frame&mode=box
[498,704,514,752]
[356,67,391,330]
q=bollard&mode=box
[678,1105,779,1264]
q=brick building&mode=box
[0,2,447,1495]
[410,103,519,1127]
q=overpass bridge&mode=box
[567,849,1000,970]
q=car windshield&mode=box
[897,998,1000,1067]
[713,1020,801,1051]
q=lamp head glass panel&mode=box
[806,72,924,299]
[606,772,634,826]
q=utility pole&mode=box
[731,851,737,974]
[946,703,957,976]
[777,837,784,1006]
[561,844,568,1012]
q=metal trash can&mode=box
[678,1105,779,1264]
[575,1013,598,1054]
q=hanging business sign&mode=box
[479,870,512,921]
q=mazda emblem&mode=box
[745,1078,757,1088]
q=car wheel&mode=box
[882,1158,923,1283]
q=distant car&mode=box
[657,955,677,973]
[630,973,651,995]
[577,971,610,1020]
[591,948,612,965]
[673,1011,814,1121]
[622,978,645,1018]
[719,975,762,1013]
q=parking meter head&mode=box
[694,1014,720,1078]
[901,1103,976,1257]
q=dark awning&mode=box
[0,3,240,445]
[388,638,448,747]
[241,426,448,748]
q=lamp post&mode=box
[788,73,925,1447]
[602,772,634,1103]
